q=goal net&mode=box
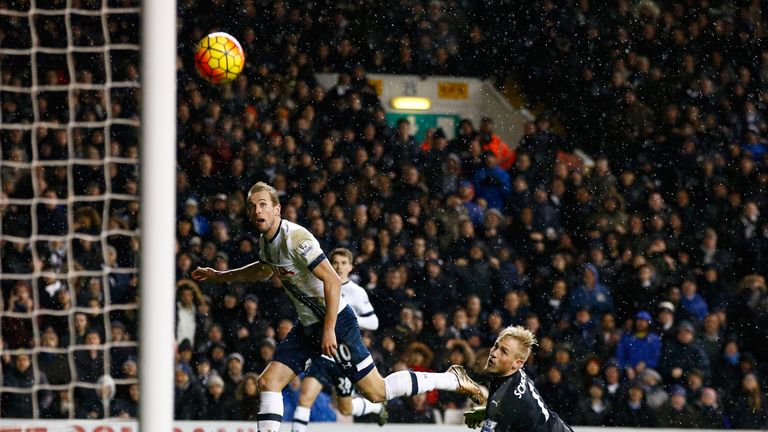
[0,0,143,419]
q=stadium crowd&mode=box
[2,0,768,428]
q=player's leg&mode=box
[355,364,486,405]
[334,305,485,405]
[256,361,296,432]
[337,395,353,415]
[259,323,313,432]
[346,395,388,426]
[291,376,324,432]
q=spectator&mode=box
[727,373,767,429]
[388,393,436,424]
[38,327,70,385]
[222,353,245,398]
[1,354,50,418]
[656,385,701,428]
[639,369,668,410]
[538,366,576,424]
[615,311,662,376]
[573,379,611,426]
[204,373,234,420]
[564,307,601,363]
[478,117,515,170]
[660,321,711,386]
[173,365,206,420]
[175,279,206,346]
[74,330,104,384]
[234,373,260,421]
[112,384,139,418]
[2,281,35,349]
[695,387,726,429]
[607,380,655,427]
[654,301,677,344]
[602,362,626,407]
[679,280,709,323]
[568,264,614,321]
[472,152,511,211]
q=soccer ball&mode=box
[194,32,245,84]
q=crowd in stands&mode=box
[2,0,768,428]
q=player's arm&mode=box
[191,261,273,283]
[350,287,379,331]
[312,259,342,358]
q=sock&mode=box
[291,405,310,432]
[258,391,284,432]
[351,396,383,416]
[384,370,458,400]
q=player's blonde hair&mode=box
[330,247,354,262]
[248,182,279,206]
[496,325,538,361]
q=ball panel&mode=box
[209,48,225,59]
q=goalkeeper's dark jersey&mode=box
[482,369,573,432]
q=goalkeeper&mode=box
[464,326,573,432]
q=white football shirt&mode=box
[258,219,347,325]
[341,280,378,331]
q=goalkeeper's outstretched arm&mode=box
[191,261,273,283]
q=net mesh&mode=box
[1,0,141,419]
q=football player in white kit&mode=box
[291,248,386,431]
[193,182,484,432]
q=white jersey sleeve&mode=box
[288,226,326,272]
[341,280,378,331]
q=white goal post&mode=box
[138,0,177,431]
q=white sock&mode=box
[384,370,458,400]
[258,391,284,432]
[351,397,383,416]
[291,405,310,432]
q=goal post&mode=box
[0,0,176,424]
[138,0,177,430]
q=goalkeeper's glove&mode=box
[463,406,487,429]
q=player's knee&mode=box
[359,386,386,403]
[338,404,353,416]
[297,393,315,407]
[257,374,279,392]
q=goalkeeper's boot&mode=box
[448,365,486,405]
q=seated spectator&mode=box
[388,393,436,424]
[573,379,611,426]
[1,354,49,418]
[695,387,726,429]
[679,280,708,323]
[204,373,234,420]
[727,373,767,429]
[568,264,614,321]
[472,152,511,211]
[539,366,576,423]
[173,365,206,420]
[112,383,139,418]
[607,380,655,427]
[639,369,668,410]
[222,353,245,399]
[233,373,260,421]
[659,321,711,386]
[37,327,70,385]
[656,385,701,428]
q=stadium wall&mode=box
[0,421,760,432]
[315,73,533,145]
